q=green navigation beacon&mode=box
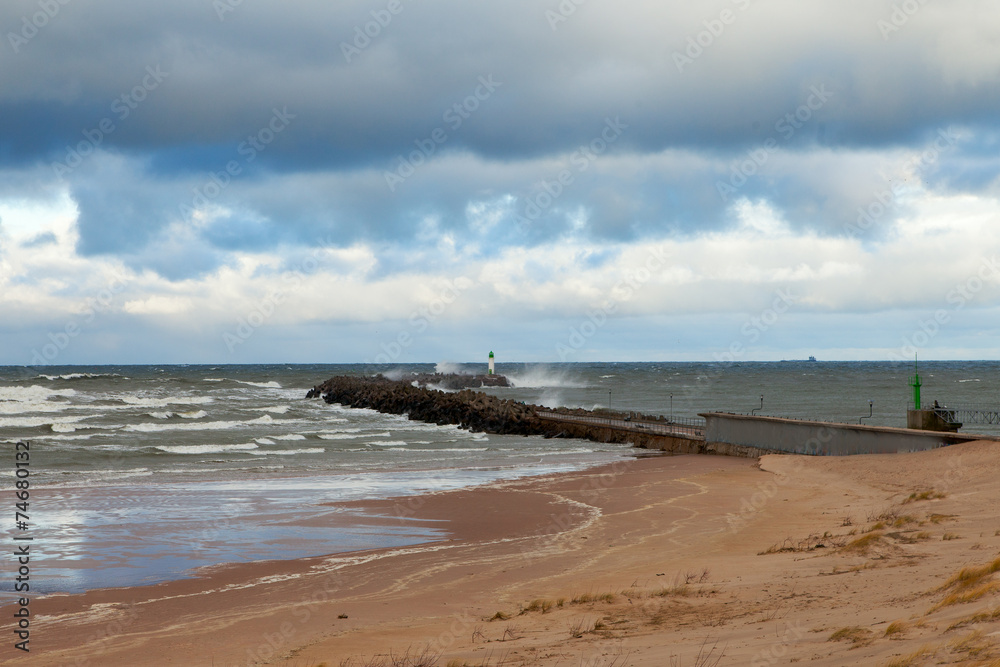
[909,356,922,410]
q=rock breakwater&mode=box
[306,375,550,436]
[306,375,762,457]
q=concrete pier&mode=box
[702,412,992,456]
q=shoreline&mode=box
[9,454,707,664]
[12,441,1000,665]
[21,445,638,598]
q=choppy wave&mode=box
[50,423,121,433]
[155,443,260,455]
[255,405,290,414]
[38,373,122,380]
[408,447,489,452]
[0,385,77,402]
[0,415,88,429]
[273,434,306,441]
[124,415,282,433]
[318,430,390,440]
[250,448,325,456]
[121,395,214,408]
[0,401,71,415]
[235,380,282,389]
[147,410,209,420]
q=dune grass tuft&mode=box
[926,558,1000,613]
[949,629,996,660]
[520,598,554,614]
[884,620,908,638]
[947,606,1000,631]
[842,532,884,554]
[903,489,947,504]
[882,644,937,667]
[942,557,1000,591]
[828,626,874,646]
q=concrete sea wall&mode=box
[701,412,993,456]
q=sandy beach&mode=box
[11,440,1000,666]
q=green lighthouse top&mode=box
[489,351,494,357]
[910,356,922,410]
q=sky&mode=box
[2,0,1000,365]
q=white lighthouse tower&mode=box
[488,351,495,375]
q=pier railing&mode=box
[932,406,1000,426]
[537,411,706,439]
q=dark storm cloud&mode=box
[4,0,999,170]
[4,0,999,278]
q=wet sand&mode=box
[9,441,1000,665]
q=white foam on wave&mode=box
[147,410,208,420]
[235,380,282,389]
[0,385,78,401]
[318,430,390,440]
[255,405,290,414]
[534,447,598,457]
[250,448,325,456]
[121,395,214,407]
[373,440,407,447]
[90,468,153,481]
[38,373,121,380]
[203,378,225,382]
[273,434,307,441]
[0,415,88,428]
[408,447,489,453]
[256,438,275,445]
[124,415,282,433]
[155,443,259,455]
[0,386,78,415]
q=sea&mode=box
[2,360,999,598]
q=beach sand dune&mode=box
[13,441,1000,666]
